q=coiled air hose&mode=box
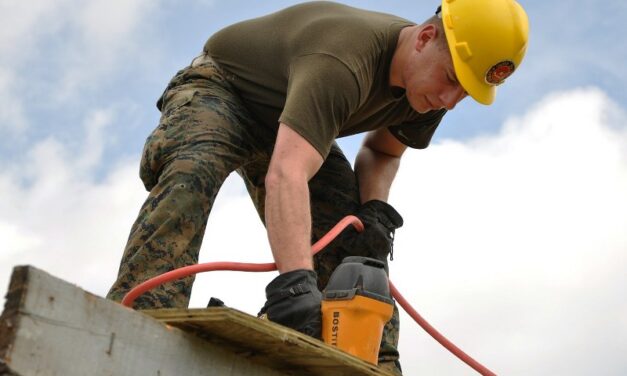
[122,215,496,376]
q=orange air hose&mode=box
[122,215,496,376]
[121,215,364,307]
[389,282,496,376]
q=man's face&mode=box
[402,27,467,113]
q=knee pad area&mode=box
[155,173,213,214]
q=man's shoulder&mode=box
[287,1,413,33]
[287,2,413,80]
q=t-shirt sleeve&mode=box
[387,109,447,149]
[279,54,361,158]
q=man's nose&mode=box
[441,85,467,110]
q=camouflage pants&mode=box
[106,60,401,374]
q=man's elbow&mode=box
[362,129,407,159]
[265,163,306,192]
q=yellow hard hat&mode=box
[440,0,529,105]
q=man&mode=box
[107,0,528,374]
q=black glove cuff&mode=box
[265,269,318,297]
[361,200,404,229]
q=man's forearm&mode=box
[264,123,323,274]
[265,176,314,273]
[354,146,401,203]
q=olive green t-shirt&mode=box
[205,1,445,158]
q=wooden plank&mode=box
[0,265,285,376]
[143,308,395,376]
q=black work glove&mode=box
[258,269,322,339]
[354,200,404,262]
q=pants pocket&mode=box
[159,88,198,117]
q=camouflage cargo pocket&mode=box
[140,88,198,191]
[159,89,198,118]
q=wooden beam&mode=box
[0,266,395,376]
[0,266,284,376]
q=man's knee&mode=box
[151,172,209,217]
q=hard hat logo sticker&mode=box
[485,60,516,85]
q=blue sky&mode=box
[1,1,626,375]
[3,0,625,168]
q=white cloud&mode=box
[0,0,62,61]
[390,88,627,375]
[54,0,159,102]
[0,69,28,135]
[78,0,153,47]
[188,187,274,312]
[1,88,626,375]
[0,223,42,259]
[0,0,71,136]
[77,109,114,171]
[0,108,146,295]
[0,0,159,116]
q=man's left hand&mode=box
[352,200,404,262]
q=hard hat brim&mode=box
[441,0,495,106]
[450,53,496,105]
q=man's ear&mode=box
[415,24,437,52]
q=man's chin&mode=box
[409,103,431,114]
[408,96,432,114]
